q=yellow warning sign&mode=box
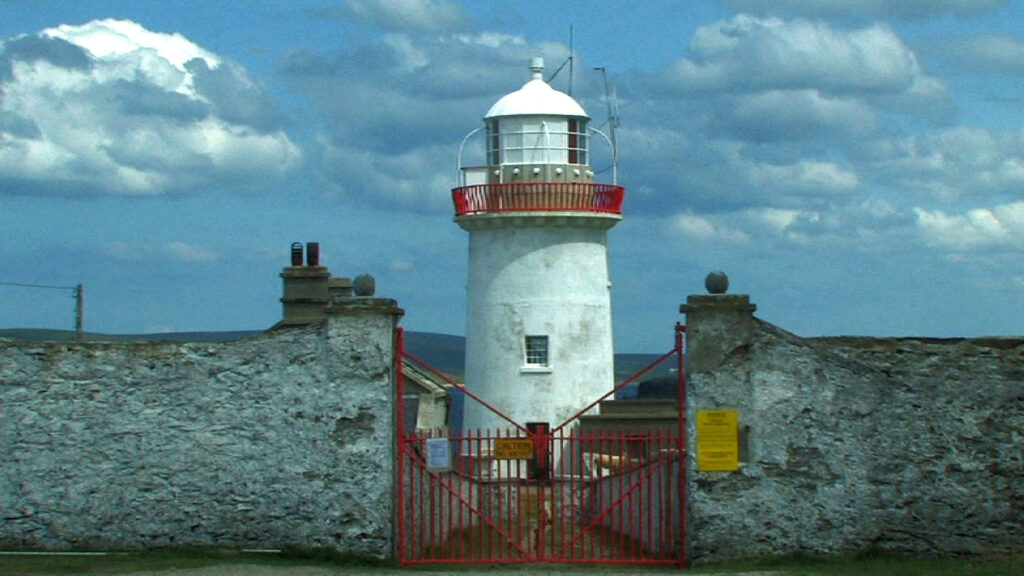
[493,438,534,460]
[697,410,739,472]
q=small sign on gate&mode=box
[424,437,451,471]
[493,438,534,460]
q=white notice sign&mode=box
[425,437,451,471]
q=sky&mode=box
[1,0,1022,353]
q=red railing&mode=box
[452,183,625,216]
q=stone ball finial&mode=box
[353,274,376,297]
[705,271,729,294]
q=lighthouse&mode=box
[454,57,624,432]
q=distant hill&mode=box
[0,328,264,343]
[401,331,466,379]
[0,327,675,395]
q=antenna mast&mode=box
[594,66,620,180]
[546,25,575,95]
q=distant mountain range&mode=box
[0,328,676,397]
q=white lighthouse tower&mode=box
[454,57,624,432]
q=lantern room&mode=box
[479,57,591,185]
[454,57,623,217]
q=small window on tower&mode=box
[525,335,549,367]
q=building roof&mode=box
[402,361,455,397]
[484,58,588,120]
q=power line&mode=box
[0,281,77,291]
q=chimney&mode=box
[328,276,354,301]
[280,241,330,325]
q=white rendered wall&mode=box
[462,219,616,432]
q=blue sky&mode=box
[1,0,1022,352]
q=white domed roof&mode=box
[484,58,588,119]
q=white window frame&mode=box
[524,335,550,370]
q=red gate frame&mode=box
[395,324,688,567]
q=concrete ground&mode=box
[0,556,780,576]
[51,568,775,576]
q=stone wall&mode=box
[683,295,1024,562]
[3,285,1021,564]
[0,298,402,556]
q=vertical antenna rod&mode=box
[568,24,574,96]
[545,24,575,93]
[594,66,620,180]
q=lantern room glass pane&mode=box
[487,119,500,165]
[493,116,589,166]
[568,119,588,165]
[504,149,523,164]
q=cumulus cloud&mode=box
[624,125,862,214]
[721,0,1006,20]
[672,213,750,244]
[713,89,877,142]
[309,0,471,32]
[42,19,220,70]
[103,241,218,263]
[748,158,860,196]
[280,30,558,116]
[658,196,926,265]
[0,33,91,78]
[313,135,457,212]
[915,201,1024,251]
[670,17,923,95]
[281,30,577,210]
[616,11,978,245]
[866,126,1024,203]
[630,13,960,222]
[0,19,301,196]
[940,34,1024,75]
[655,16,954,131]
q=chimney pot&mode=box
[306,242,320,267]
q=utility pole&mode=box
[74,283,84,342]
[0,281,83,341]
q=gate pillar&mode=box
[680,271,757,565]
[679,294,756,373]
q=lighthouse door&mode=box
[395,326,687,567]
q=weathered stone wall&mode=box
[4,286,1021,563]
[0,299,402,556]
[685,299,1024,562]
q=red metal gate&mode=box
[396,325,687,567]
